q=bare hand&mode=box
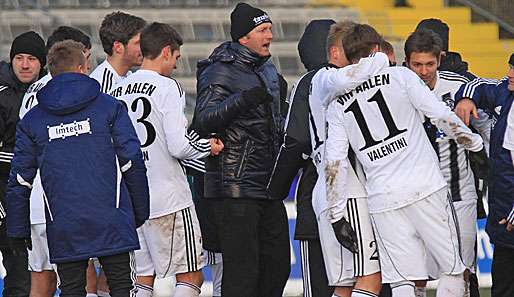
[210,138,224,156]
[499,219,514,232]
[455,98,478,126]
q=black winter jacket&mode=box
[0,61,31,247]
[194,41,283,199]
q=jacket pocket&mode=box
[236,139,253,179]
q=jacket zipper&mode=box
[236,139,251,178]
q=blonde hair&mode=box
[47,40,86,77]
[326,21,357,59]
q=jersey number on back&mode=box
[344,89,406,151]
[122,96,156,148]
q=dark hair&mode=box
[404,29,443,62]
[46,26,91,51]
[99,11,146,56]
[380,40,394,55]
[140,22,183,60]
[342,24,382,63]
[47,40,86,77]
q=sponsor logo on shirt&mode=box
[48,119,92,141]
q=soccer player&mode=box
[90,11,146,93]
[111,22,223,297]
[18,26,92,297]
[405,28,490,296]
[324,24,483,297]
[454,53,514,297]
[6,39,149,297]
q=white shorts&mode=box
[202,249,222,266]
[370,188,466,283]
[318,198,381,286]
[427,199,477,276]
[135,206,205,278]
[29,223,55,272]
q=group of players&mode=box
[0,1,513,297]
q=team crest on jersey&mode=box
[442,92,454,110]
[48,119,92,141]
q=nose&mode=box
[508,67,514,78]
[21,58,30,68]
[420,66,429,76]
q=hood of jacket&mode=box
[38,72,100,115]
[298,19,335,71]
[439,51,476,80]
[197,41,270,77]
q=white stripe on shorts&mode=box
[300,240,312,297]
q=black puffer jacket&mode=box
[194,41,283,199]
[0,61,31,247]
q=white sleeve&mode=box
[503,103,514,156]
[318,52,389,107]
[162,83,211,160]
[325,102,351,223]
[471,109,492,154]
[404,69,483,152]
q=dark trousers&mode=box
[492,245,514,297]
[0,248,30,297]
[213,198,290,297]
[56,252,135,297]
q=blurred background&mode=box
[0,0,512,296]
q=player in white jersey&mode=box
[325,24,483,297]
[302,21,389,297]
[89,12,146,93]
[111,23,223,297]
[18,26,92,297]
[404,29,492,293]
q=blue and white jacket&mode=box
[6,72,149,263]
[455,77,514,248]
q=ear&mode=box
[161,45,171,60]
[112,41,125,55]
[238,35,249,46]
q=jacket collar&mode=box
[229,42,270,68]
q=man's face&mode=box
[508,64,514,91]
[407,52,440,89]
[166,48,181,76]
[12,53,41,83]
[330,44,349,68]
[122,33,143,67]
[240,23,273,57]
[84,48,92,74]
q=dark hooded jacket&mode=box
[194,41,283,199]
[0,61,32,247]
[439,52,477,81]
[268,20,334,240]
[6,72,149,263]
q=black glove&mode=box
[469,146,489,180]
[242,86,273,106]
[332,217,358,253]
[9,237,32,256]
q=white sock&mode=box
[210,255,223,297]
[415,286,427,297]
[352,289,378,297]
[174,282,200,297]
[97,290,110,297]
[86,294,98,297]
[136,284,153,297]
[391,280,416,297]
[437,274,468,297]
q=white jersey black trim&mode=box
[352,289,378,297]
[170,78,184,97]
[101,68,114,93]
[180,159,206,173]
[438,71,469,84]
[182,207,199,272]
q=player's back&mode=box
[329,66,447,213]
[111,69,192,218]
[90,60,126,93]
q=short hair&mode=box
[326,21,356,59]
[99,11,146,56]
[46,26,91,51]
[380,40,394,55]
[47,40,86,77]
[404,29,443,62]
[342,24,383,63]
[140,22,183,60]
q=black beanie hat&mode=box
[10,31,46,66]
[230,2,272,42]
[509,53,514,66]
[416,18,449,52]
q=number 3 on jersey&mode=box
[344,89,406,151]
[121,97,156,148]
